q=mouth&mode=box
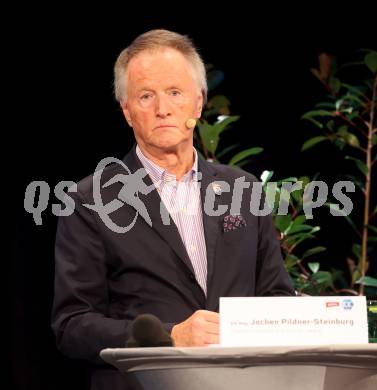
[154,125,177,130]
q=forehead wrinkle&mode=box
[127,48,197,93]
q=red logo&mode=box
[326,302,339,308]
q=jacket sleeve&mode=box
[51,189,175,364]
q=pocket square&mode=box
[222,214,247,232]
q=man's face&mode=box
[121,48,203,151]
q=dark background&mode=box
[10,7,376,390]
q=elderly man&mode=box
[52,29,294,390]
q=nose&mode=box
[155,94,172,118]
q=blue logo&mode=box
[342,299,354,310]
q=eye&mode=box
[141,93,153,100]
[169,90,181,97]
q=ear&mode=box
[120,100,133,128]
[195,93,203,119]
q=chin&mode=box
[155,139,182,150]
[153,133,187,150]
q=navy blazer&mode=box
[52,145,294,390]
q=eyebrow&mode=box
[136,85,182,93]
[136,88,154,93]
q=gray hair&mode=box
[114,29,207,104]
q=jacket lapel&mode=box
[198,158,223,294]
[123,146,196,276]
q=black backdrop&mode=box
[10,7,377,390]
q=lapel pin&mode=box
[212,182,222,195]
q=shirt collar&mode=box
[135,144,199,184]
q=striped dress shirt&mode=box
[136,145,208,294]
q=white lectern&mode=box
[100,344,377,390]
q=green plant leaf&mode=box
[352,244,362,260]
[325,203,360,235]
[303,246,327,259]
[337,127,360,148]
[284,254,299,270]
[198,116,240,155]
[300,175,312,187]
[276,177,298,185]
[365,51,377,73]
[308,262,320,274]
[343,175,364,191]
[261,170,274,185]
[355,276,377,287]
[313,271,333,287]
[334,138,347,150]
[286,224,315,235]
[214,115,240,134]
[216,143,240,159]
[228,147,263,166]
[302,110,334,119]
[309,226,321,234]
[342,94,364,106]
[285,221,320,238]
[337,61,365,71]
[197,120,219,155]
[346,111,359,121]
[335,98,343,111]
[284,233,316,248]
[344,133,360,148]
[301,136,328,151]
[236,158,253,168]
[315,102,335,109]
[290,188,303,205]
[279,186,295,207]
[305,117,324,128]
[345,156,368,176]
[352,268,362,285]
[340,106,353,114]
[367,225,377,234]
[365,79,373,89]
[342,83,367,98]
[293,215,307,225]
[372,134,377,145]
[337,125,348,135]
[326,120,335,131]
[274,215,292,233]
[329,77,341,93]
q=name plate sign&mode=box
[220,296,368,346]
